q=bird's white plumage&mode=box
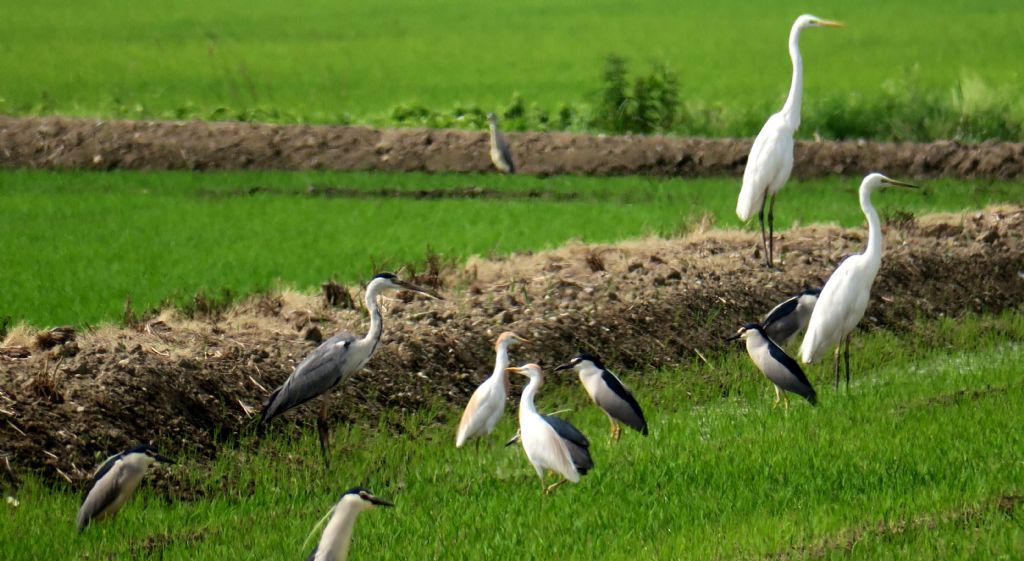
[515,365,579,483]
[737,114,795,221]
[455,332,524,447]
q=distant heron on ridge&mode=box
[487,112,515,174]
[800,173,919,388]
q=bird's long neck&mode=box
[860,185,884,266]
[320,501,362,561]
[488,123,499,144]
[492,343,511,382]
[518,376,540,420]
[361,285,384,351]
[780,24,804,129]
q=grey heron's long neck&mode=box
[518,376,541,419]
[488,123,499,145]
[361,285,384,352]
[780,24,804,129]
[860,185,884,266]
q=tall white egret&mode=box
[800,173,919,387]
[737,14,843,267]
[508,364,593,495]
[455,331,528,448]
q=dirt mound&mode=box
[2,115,1024,179]
[1,207,1023,484]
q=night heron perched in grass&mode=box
[763,288,820,346]
[305,487,393,561]
[554,353,648,441]
[486,112,515,174]
[737,14,843,267]
[261,273,442,458]
[76,444,173,532]
[800,173,919,388]
[728,323,817,408]
[508,364,593,494]
[455,331,528,448]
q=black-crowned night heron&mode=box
[728,323,817,408]
[306,487,392,561]
[261,273,442,458]
[486,112,515,174]
[763,288,820,346]
[508,364,593,494]
[736,14,843,267]
[455,331,528,448]
[555,353,648,441]
[800,173,919,388]
[76,444,173,532]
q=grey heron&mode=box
[76,444,173,532]
[261,273,442,457]
[800,173,919,388]
[455,331,528,448]
[737,14,843,267]
[486,112,515,174]
[306,487,393,561]
[728,323,817,408]
[508,364,593,494]
[554,353,648,441]
[763,288,820,346]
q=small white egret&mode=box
[728,323,817,408]
[800,173,919,387]
[737,14,843,267]
[455,331,528,448]
[305,488,392,561]
[554,353,648,441]
[76,444,174,532]
[487,112,515,174]
[508,364,593,495]
[261,273,442,459]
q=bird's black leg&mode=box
[758,199,770,268]
[767,194,777,268]
[833,345,841,389]
[317,402,331,468]
[844,334,852,389]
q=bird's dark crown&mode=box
[741,322,766,334]
[341,486,372,500]
[801,288,821,296]
[125,443,159,456]
[574,352,604,368]
[372,272,397,281]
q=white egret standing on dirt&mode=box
[727,323,817,408]
[487,112,515,174]
[508,364,593,495]
[305,487,393,561]
[455,331,528,449]
[260,273,442,459]
[554,353,648,441]
[737,14,843,267]
[800,173,919,388]
[76,444,174,532]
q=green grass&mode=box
[1,0,1023,139]
[2,313,1022,560]
[2,169,1023,327]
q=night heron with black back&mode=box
[555,353,648,441]
[261,273,442,458]
[763,288,820,346]
[487,112,515,174]
[508,364,593,494]
[455,331,528,448]
[737,14,843,267]
[305,487,392,561]
[76,444,174,532]
[728,323,817,408]
[800,173,919,388]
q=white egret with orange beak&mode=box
[455,331,528,448]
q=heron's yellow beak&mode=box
[817,19,844,28]
[506,367,525,374]
[883,178,920,189]
[516,336,530,344]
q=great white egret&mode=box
[455,331,528,448]
[800,173,919,387]
[737,14,843,267]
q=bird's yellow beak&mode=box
[516,336,530,344]
[882,178,920,189]
[817,19,844,28]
